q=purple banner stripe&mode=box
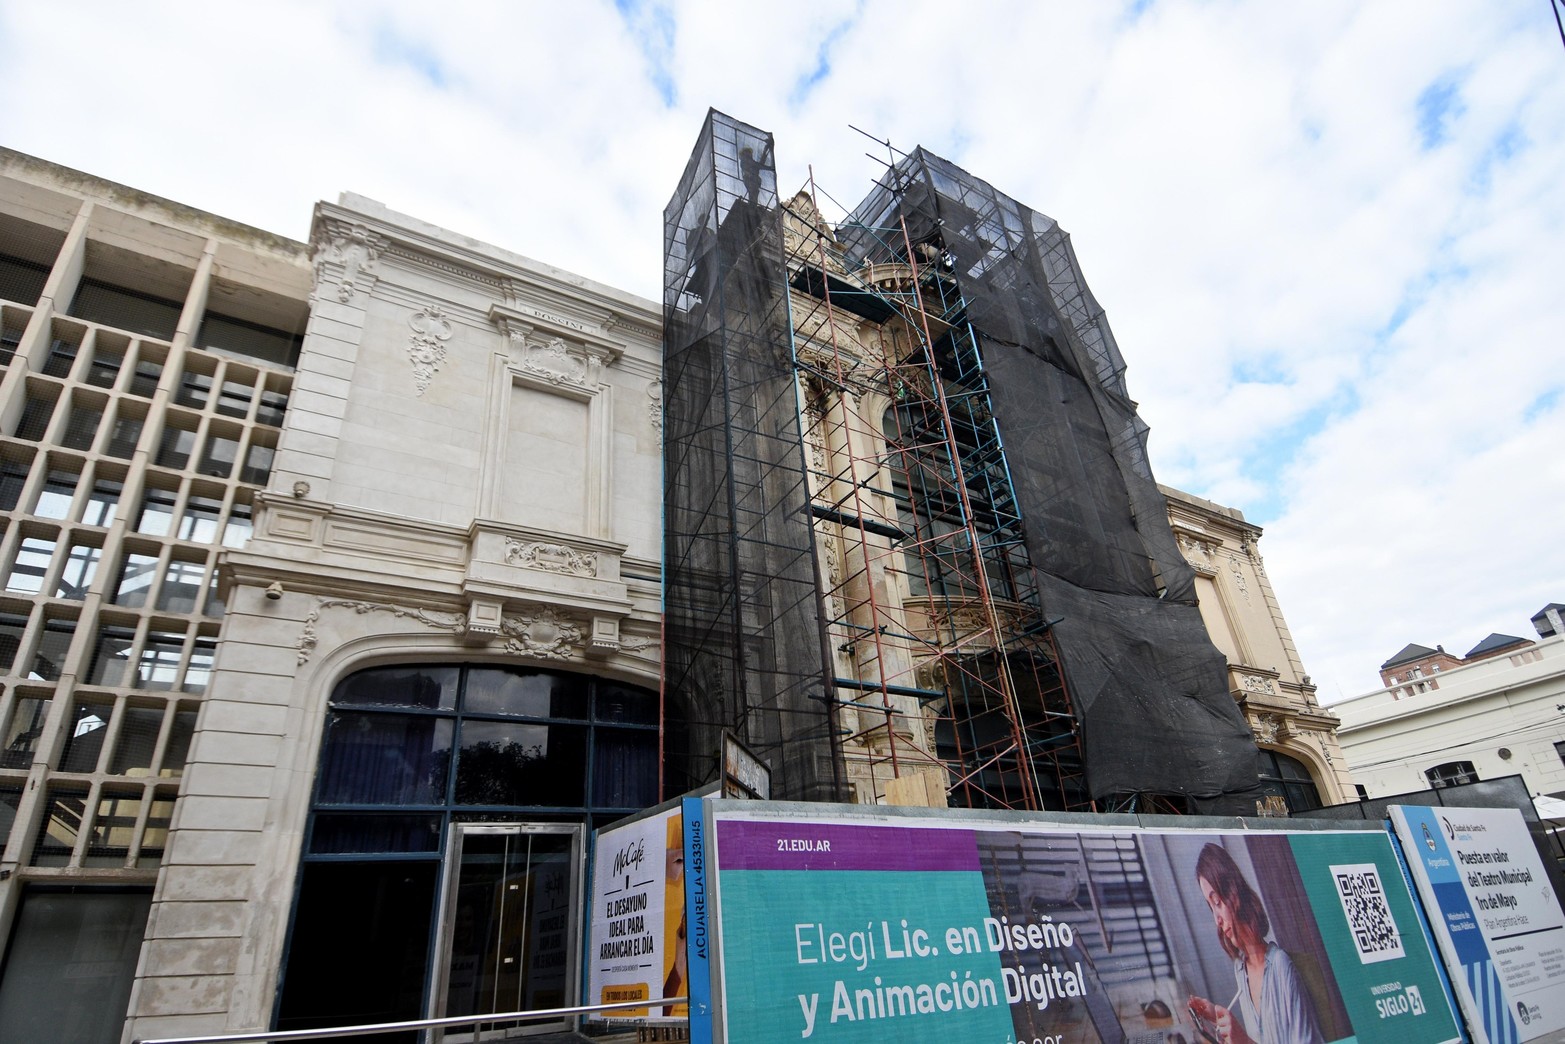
[715,819,978,871]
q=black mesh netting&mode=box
[838,149,1261,813]
[661,111,845,802]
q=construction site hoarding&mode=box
[1390,804,1565,1044]
[586,802,688,1023]
[698,801,1461,1044]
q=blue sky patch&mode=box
[372,22,449,89]
[1524,387,1560,423]
[615,0,677,107]
[789,7,863,108]
[1415,76,1465,150]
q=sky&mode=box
[1,0,1561,701]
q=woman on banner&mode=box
[1188,843,1323,1044]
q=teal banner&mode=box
[705,807,1463,1044]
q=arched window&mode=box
[1256,748,1322,814]
[277,664,658,1035]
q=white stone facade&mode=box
[1335,633,1565,801]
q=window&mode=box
[128,359,163,397]
[0,610,27,672]
[29,619,76,682]
[58,699,111,772]
[14,387,58,441]
[82,479,122,527]
[1555,741,1565,769]
[88,626,136,687]
[180,496,224,543]
[198,310,303,368]
[155,424,197,469]
[103,411,144,458]
[0,450,33,510]
[1427,761,1478,788]
[40,338,80,379]
[221,502,253,548]
[1,694,52,769]
[183,637,216,694]
[198,433,238,477]
[175,371,212,410]
[216,379,253,419]
[55,543,101,599]
[86,345,124,388]
[34,468,78,520]
[112,553,159,608]
[1255,749,1323,814]
[57,403,102,451]
[155,559,206,613]
[241,442,274,484]
[68,277,183,341]
[6,536,56,594]
[136,487,178,536]
[257,389,288,426]
[135,631,185,690]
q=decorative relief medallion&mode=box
[501,607,583,660]
[407,305,454,395]
[505,537,597,577]
[312,221,386,303]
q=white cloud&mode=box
[3,0,1560,703]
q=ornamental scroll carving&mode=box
[509,331,595,389]
[1240,672,1278,695]
[647,380,663,436]
[296,599,468,664]
[501,607,583,660]
[505,537,597,577]
[407,305,454,395]
[312,221,387,303]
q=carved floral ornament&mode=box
[647,380,663,435]
[1251,711,1289,745]
[407,305,454,395]
[505,537,597,577]
[312,221,387,303]
[295,597,653,665]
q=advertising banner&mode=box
[706,805,1462,1044]
[586,804,688,1022]
[1390,805,1565,1044]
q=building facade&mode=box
[1163,486,1353,812]
[1,138,1344,1042]
[1337,608,1565,801]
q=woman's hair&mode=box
[1196,842,1270,958]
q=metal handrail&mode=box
[133,996,690,1043]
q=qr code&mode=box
[1330,862,1405,963]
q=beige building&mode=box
[1163,486,1353,811]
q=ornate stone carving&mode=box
[1240,672,1277,695]
[500,607,583,661]
[296,598,467,664]
[508,330,597,389]
[1228,554,1251,603]
[407,305,453,395]
[647,380,663,436]
[312,221,386,303]
[505,537,597,577]
[1252,712,1286,745]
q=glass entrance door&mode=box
[432,823,582,1041]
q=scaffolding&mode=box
[662,112,1262,815]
